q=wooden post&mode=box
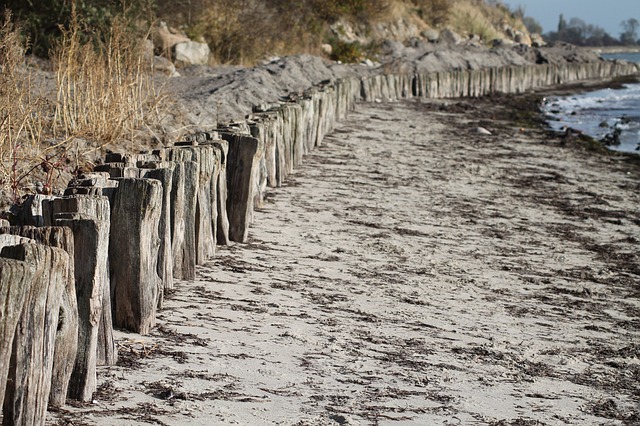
[139,167,174,308]
[53,196,116,368]
[166,145,217,264]
[210,140,230,245]
[109,178,162,334]
[55,216,110,402]
[1,243,69,425]
[164,154,199,280]
[20,194,57,227]
[0,226,78,408]
[220,133,260,243]
[0,256,33,409]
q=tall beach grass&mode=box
[0,9,166,200]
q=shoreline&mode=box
[590,46,640,54]
[49,89,640,424]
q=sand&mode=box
[49,95,639,425]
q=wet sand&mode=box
[50,96,640,425]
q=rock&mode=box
[153,55,180,77]
[515,31,532,46]
[492,38,517,48]
[153,21,190,54]
[530,33,546,47]
[174,41,211,66]
[504,26,516,38]
[422,29,440,42]
[142,38,154,61]
[439,29,464,45]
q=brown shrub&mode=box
[153,0,391,64]
[411,0,451,26]
[0,8,167,199]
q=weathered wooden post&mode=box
[0,254,33,409]
[53,215,110,402]
[0,226,79,408]
[109,178,162,334]
[1,242,69,425]
[139,166,174,307]
[163,153,199,280]
[166,145,217,264]
[220,133,260,243]
[52,195,116,369]
[210,140,230,245]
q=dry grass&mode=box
[411,0,451,26]
[52,12,165,152]
[0,13,53,199]
[449,0,527,42]
[156,0,392,65]
[0,9,166,201]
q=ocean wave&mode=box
[543,83,640,153]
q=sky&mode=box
[501,0,639,36]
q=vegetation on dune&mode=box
[6,1,534,64]
[0,6,165,200]
[0,0,535,198]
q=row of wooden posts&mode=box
[0,59,638,425]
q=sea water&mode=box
[543,52,640,153]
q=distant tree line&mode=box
[523,13,639,46]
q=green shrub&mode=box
[5,0,152,57]
[329,38,363,63]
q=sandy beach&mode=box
[49,94,640,425]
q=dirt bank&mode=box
[47,91,640,425]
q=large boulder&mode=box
[174,40,211,66]
[422,29,440,42]
[530,33,546,47]
[515,31,532,46]
[439,29,464,45]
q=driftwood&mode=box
[220,133,260,243]
[109,178,162,335]
[1,243,69,425]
